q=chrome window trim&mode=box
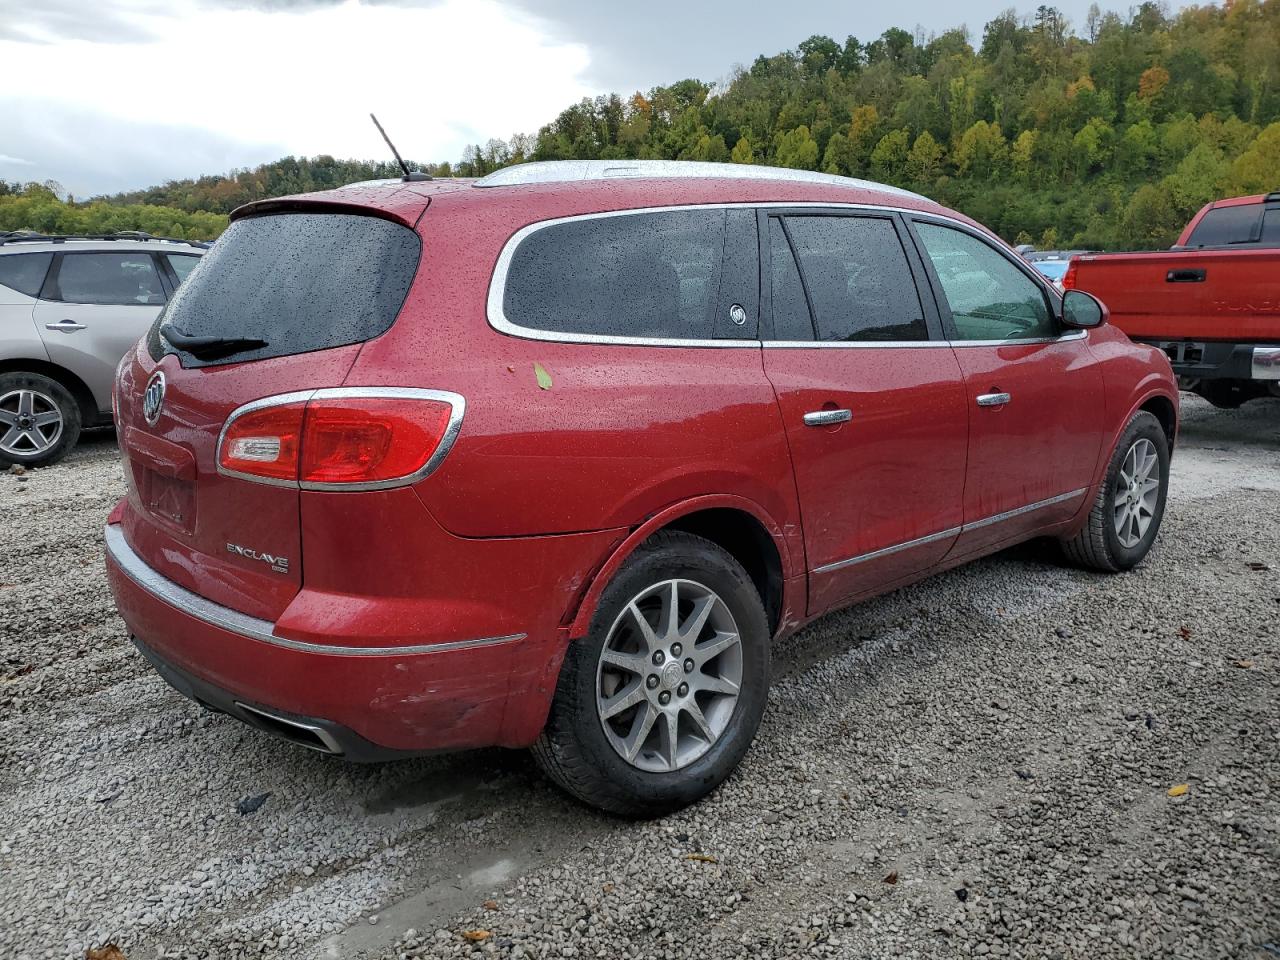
[487,202,974,348]
[811,488,1088,576]
[215,387,466,492]
[948,330,1088,348]
[106,524,525,656]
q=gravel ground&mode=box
[1,395,1277,960]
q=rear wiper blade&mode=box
[161,324,268,360]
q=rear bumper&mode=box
[1140,340,1280,381]
[105,522,571,755]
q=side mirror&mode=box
[1061,289,1108,329]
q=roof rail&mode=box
[0,231,210,249]
[472,159,928,200]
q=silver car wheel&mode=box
[1112,437,1159,548]
[596,578,743,773]
[0,389,63,457]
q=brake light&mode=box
[1061,258,1079,289]
[300,397,454,485]
[217,389,463,488]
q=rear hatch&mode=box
[115,203,423,620]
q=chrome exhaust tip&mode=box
[235,702,343,755]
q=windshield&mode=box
[148,211,420,367]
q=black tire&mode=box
[1060,411,1169,572]
[532,531,770,818]
[0,372,81,468]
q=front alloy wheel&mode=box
[1112,437,1160,548]
[1061,410,1169,572]
[596,579,743,773]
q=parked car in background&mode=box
[1026,251,1095,291]
[0,232,206,466]
[106,160,1178,816]
[1065,191,1280,407]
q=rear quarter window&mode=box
[499,209,728,341]
[150,212,420,367]
[0,252,53,299]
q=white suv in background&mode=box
[0,232,206,466]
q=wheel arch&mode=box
[563,495,800,641]
[1138,392,1177,453]
[0,358,101,426]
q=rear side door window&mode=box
[49,253,166,306]
[499,209,734,342]
[912,222,1055,341]
[767,214,929,342]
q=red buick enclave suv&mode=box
[106,160,1178,815]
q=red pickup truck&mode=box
[1065,191,1280,407]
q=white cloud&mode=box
[0,0,593,193]
[0,154,35,166]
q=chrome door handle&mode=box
[45,320,86,332]
[803,408,852,426]
[976,392,1011,407]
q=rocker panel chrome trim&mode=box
[811,488,1089,576]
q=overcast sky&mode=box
[3,0,1116,197]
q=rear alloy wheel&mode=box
[0,373,81,468]
[1061,410,1169,572]
[596,578,744,773]
[534,531,770,817]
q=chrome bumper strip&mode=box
[104,524,526,656]
[812,488,1088,576]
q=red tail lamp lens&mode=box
[218,403,305,481]
[1061,259,1079,289]
[299,398,454,485]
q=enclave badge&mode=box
[227,542,290,574]
[142,371,166,426]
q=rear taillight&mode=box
[217,389,464,489]
[1061,258,1079,289]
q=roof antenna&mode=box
[370,112,432,182]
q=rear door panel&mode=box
[34,252,169,411]
[758,210,968,615]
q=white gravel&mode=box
[2,395,1277,960]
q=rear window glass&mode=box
[1185,204,1262,247]
[149,212,420,367]
[0,252,53,298]
[501,209,727,340]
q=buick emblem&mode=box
[142,371,166,426]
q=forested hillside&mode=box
[3,0,1277,248]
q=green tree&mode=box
[730,136,756,165]
[775,126,820,169]
[954,120,1008,177]
[870,128,912,180]
[1226,121,1280,192]
[906,131,945,183]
